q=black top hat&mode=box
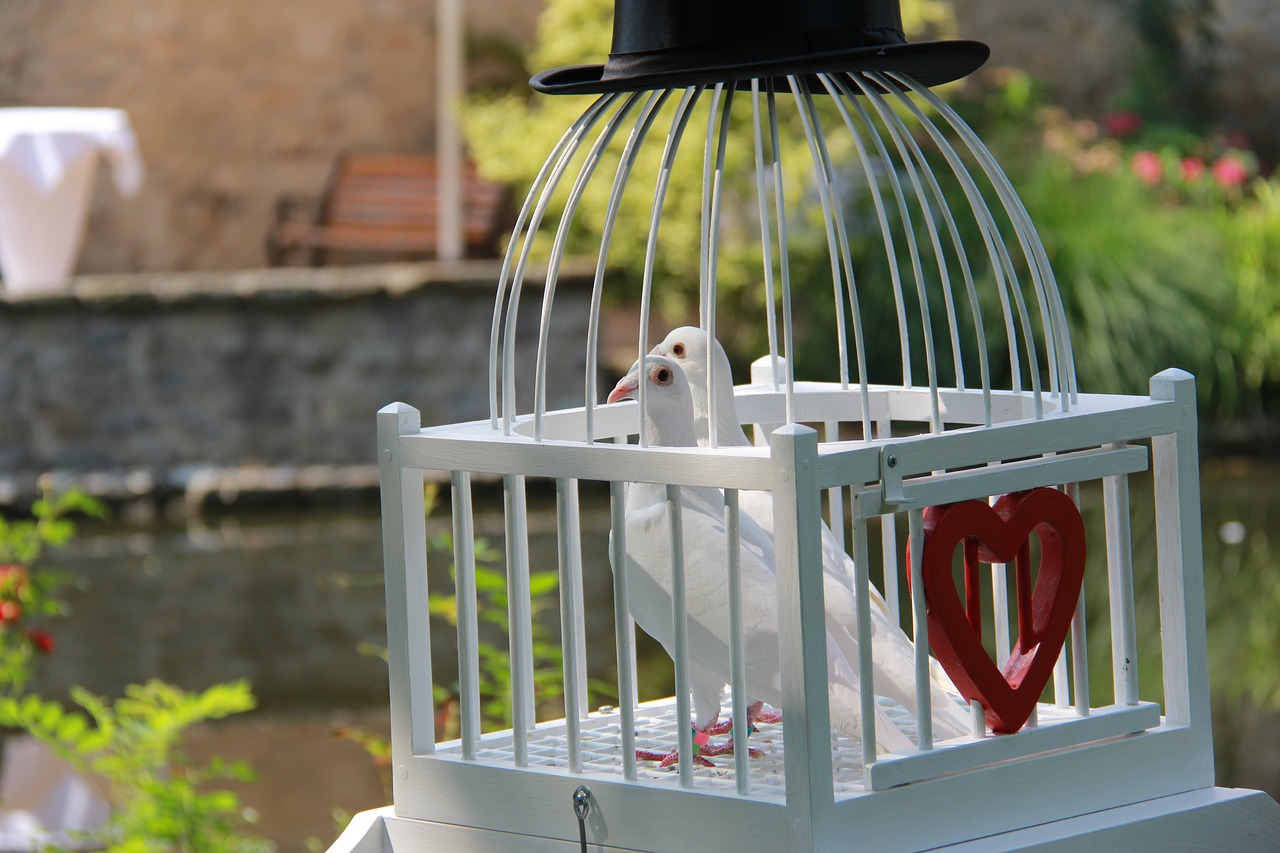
[530,0,989,95]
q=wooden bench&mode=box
[266,153,511,266]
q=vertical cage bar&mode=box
[908,508,933,750]
[1053,649,1071,708]
[667,483,695,788]
[638,87,702,447]
[567,480,590,714]
[1104,458,1140,706]
[704,85,735,449]
[855,76,948,429]
[878,419,901,627]
[989,490,1012,668]
[824,421,846,551]
[751,79,781,386]
[790,78,850,390]
[766,82,797,424]
[609,480,639,781]
[585,91,669,442]
[556,477,585,772]
[826,74,913,388]
[852,514,878,767]
[503,474,535,765]
[450,470,481,759]
[499,96,618,434]
[536,94,639,441]
[490,95,612,430]
[725,489,751,794]
[1066,482,1090,716]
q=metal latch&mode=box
[880,443,917,507]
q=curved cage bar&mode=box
[490,72,1078,444]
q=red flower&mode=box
[1212,155,1249,188]
[0,599,20,623]
[1131,151,1163,186]
[1180,157,1206,182]
[26,629,55,654]
[1104,111,1143,138]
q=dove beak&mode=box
[607,372,640,404]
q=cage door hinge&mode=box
[880,443,917,507]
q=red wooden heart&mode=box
[914,488,1086,734]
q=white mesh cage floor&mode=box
[434,695,1085,801]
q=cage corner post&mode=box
[377,402,435,810]
[1148,369,1214,783]
[769,423,836,848]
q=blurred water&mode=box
[32,460,1280,825]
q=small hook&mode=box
[572,785,591,820]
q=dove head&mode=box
[650,326,746,447]
[606,356,698,448]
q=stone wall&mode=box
[0,261,592,495]
[0,0,542,275]
[949,0,1280,151]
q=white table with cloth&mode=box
[0,108,144,294]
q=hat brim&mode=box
[530,39,989,95]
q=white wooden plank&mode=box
[832,724,1202,852]
[851,445,1148,516]
[393,755,792,852]
[377,403,435,773]
[769,425,834,845]
[920,786,1280,852]
[401,432,774,492]
[820,399,1176,490]
[867,702,1161,790]
[1149,370,1213,773]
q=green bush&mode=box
[0,681,272,853]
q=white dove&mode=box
[606,355,916,765]
[648,326,972,741]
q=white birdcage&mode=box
[334,1,1280,850]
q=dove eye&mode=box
[671,342,686,358]
[654,367,672,384]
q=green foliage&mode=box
[1122,0,1217,129]
[419,484,612,732]
[0,680,271,853]
[1220,179,1280,403]
[0,487,105,696]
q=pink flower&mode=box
[0,600,20,623]
[1212,156,1249,188]
[0,564,26,595]
[1105,111,1143,138]
[1131,151,1163,186]
[1180,157,1206,182]
[26,628,55,654]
